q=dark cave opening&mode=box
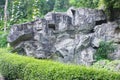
[90,29,95,33]
[71,9,76,17]
[48,24,56,30]
[95,20,107,25]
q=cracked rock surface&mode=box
[8,7,120,65]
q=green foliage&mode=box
[7,0,54,25]
[98,0,120,21]
[0,31,8,47]
[92,60,110,69]
[0,0,5,5]
[93,60,120,72]
[10,0,34,24]
[54,0,70,12]
[69,0,99,8]
[0,50,120,80]
[99,0,120,9]
[95,41,116,60]
[0,20,4,30]
[46,0,55,12]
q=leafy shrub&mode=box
[92,60,110,69]
[0,31,8,47]
[95,41,116,60]
[93,60,120,72]
[23,63,120,80]
[0,50,120,80]
[69,0,99,9]
[0,52,36,80]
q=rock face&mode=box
[8,7,120,65]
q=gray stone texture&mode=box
[8,7,120,65]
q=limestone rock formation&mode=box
[7,7,120,65]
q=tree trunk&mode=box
[4,0,8,32]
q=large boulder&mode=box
[45,12,73,32]
[8,7,120,65]
[8,19,55,58]
[7,23,33,47]
[71,8,107,33]
[94,22,120,43]
[108,45,120,60]
[93,22,120,60]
